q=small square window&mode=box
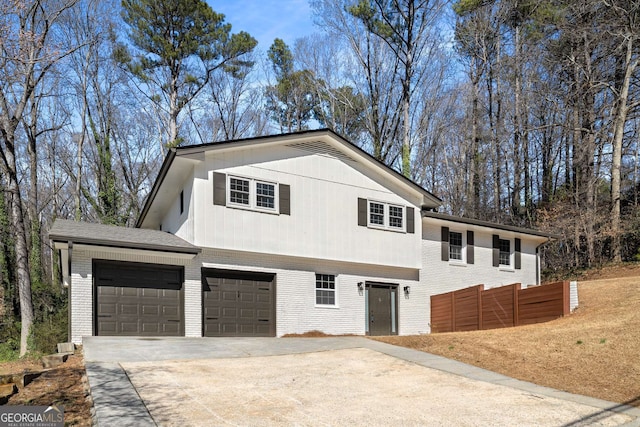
[389,205,403,229]
[315,274,336,305]
[230,177,250,205]
[449,231,463,261]
[499,239,511,266]
[369,202,384,226]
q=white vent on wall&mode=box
[286,140,357,163]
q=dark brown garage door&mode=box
[202,268,275,337]
[94,260,184,336]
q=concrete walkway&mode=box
[83,337,640,426]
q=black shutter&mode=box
[441,226,449,261]
[467,230,474,264]
[358,198,367,226]
[492,234,500,267]
[279,184,290,215]
[406,207,415,234]
[515,238,521,270]
[213,172,226,206]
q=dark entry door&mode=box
[94,260,184,336]
[366,283,398,336]
[202,268,275,337]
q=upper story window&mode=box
[449,231,463,261]
[256,181,276,209]
[367,200,404,231]
[389,205,404,229]
[227,175,278,213]
[441,227,474,264]
[358,198,415,234]
[315,273,336,306]
[229,177,250,205]
[369,202,385,226]
[214,172,290,216]
[499,238,511,266]
[492,234,521,270]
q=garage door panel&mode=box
[163,323,180,334]
[142,305,159,316]
[95,261,183,337]
[221,291,236,302]
[120,304,139,315]
[163,306,179,317]
[222,307,237,317]
[99,321,116,334]
[203,269,275,337]
[120,322,139,333]
[239,309,255,319]
[121,287,137,297]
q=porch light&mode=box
[404,286,411,295]
[357,282,364,291]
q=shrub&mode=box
[29,305,68,355]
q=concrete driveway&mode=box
[83,337,640,426]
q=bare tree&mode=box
[0,0,80,356]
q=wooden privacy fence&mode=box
[430,281,571,333]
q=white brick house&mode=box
[49,129,553,344]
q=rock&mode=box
[57,342,75,354]
[0,383,17,404]
[41,353,68,369]
[0,372,41,388]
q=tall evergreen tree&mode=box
[266,39,316,132]
[121,0,257,147]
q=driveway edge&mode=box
[85,361,155,427]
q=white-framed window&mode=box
[499,238,511,266]
[369,202,385,225]
[368,201,405,231]
[228,175,278,213]
[389,205,404,229]
[315,273,336,306]
[449,231,463,261]
[229,177,250,205]
[256,181,276,209]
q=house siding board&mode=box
[160,172,195,242]
[195,147,423,269]
[70,252,93,344]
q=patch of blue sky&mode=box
[207,1,317,51]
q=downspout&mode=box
[67,241,73,344]
[535,238,551,285]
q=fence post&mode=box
[563,281,570,315]
[478,284,484,330]
[450,291,455,332]
[513,283,521,326]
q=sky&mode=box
[207,1,317,51]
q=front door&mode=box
[366,283,398,336]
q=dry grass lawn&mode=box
[374,271,640,407]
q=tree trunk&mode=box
[3,136,33,357]
[610,36,637,263]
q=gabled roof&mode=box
[422,211,560,240]
[136,129,442,228]
[49,219,201,254]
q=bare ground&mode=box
[1,353,92,426]
[374,268,640,407]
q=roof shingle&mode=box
[49,219,200,254]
